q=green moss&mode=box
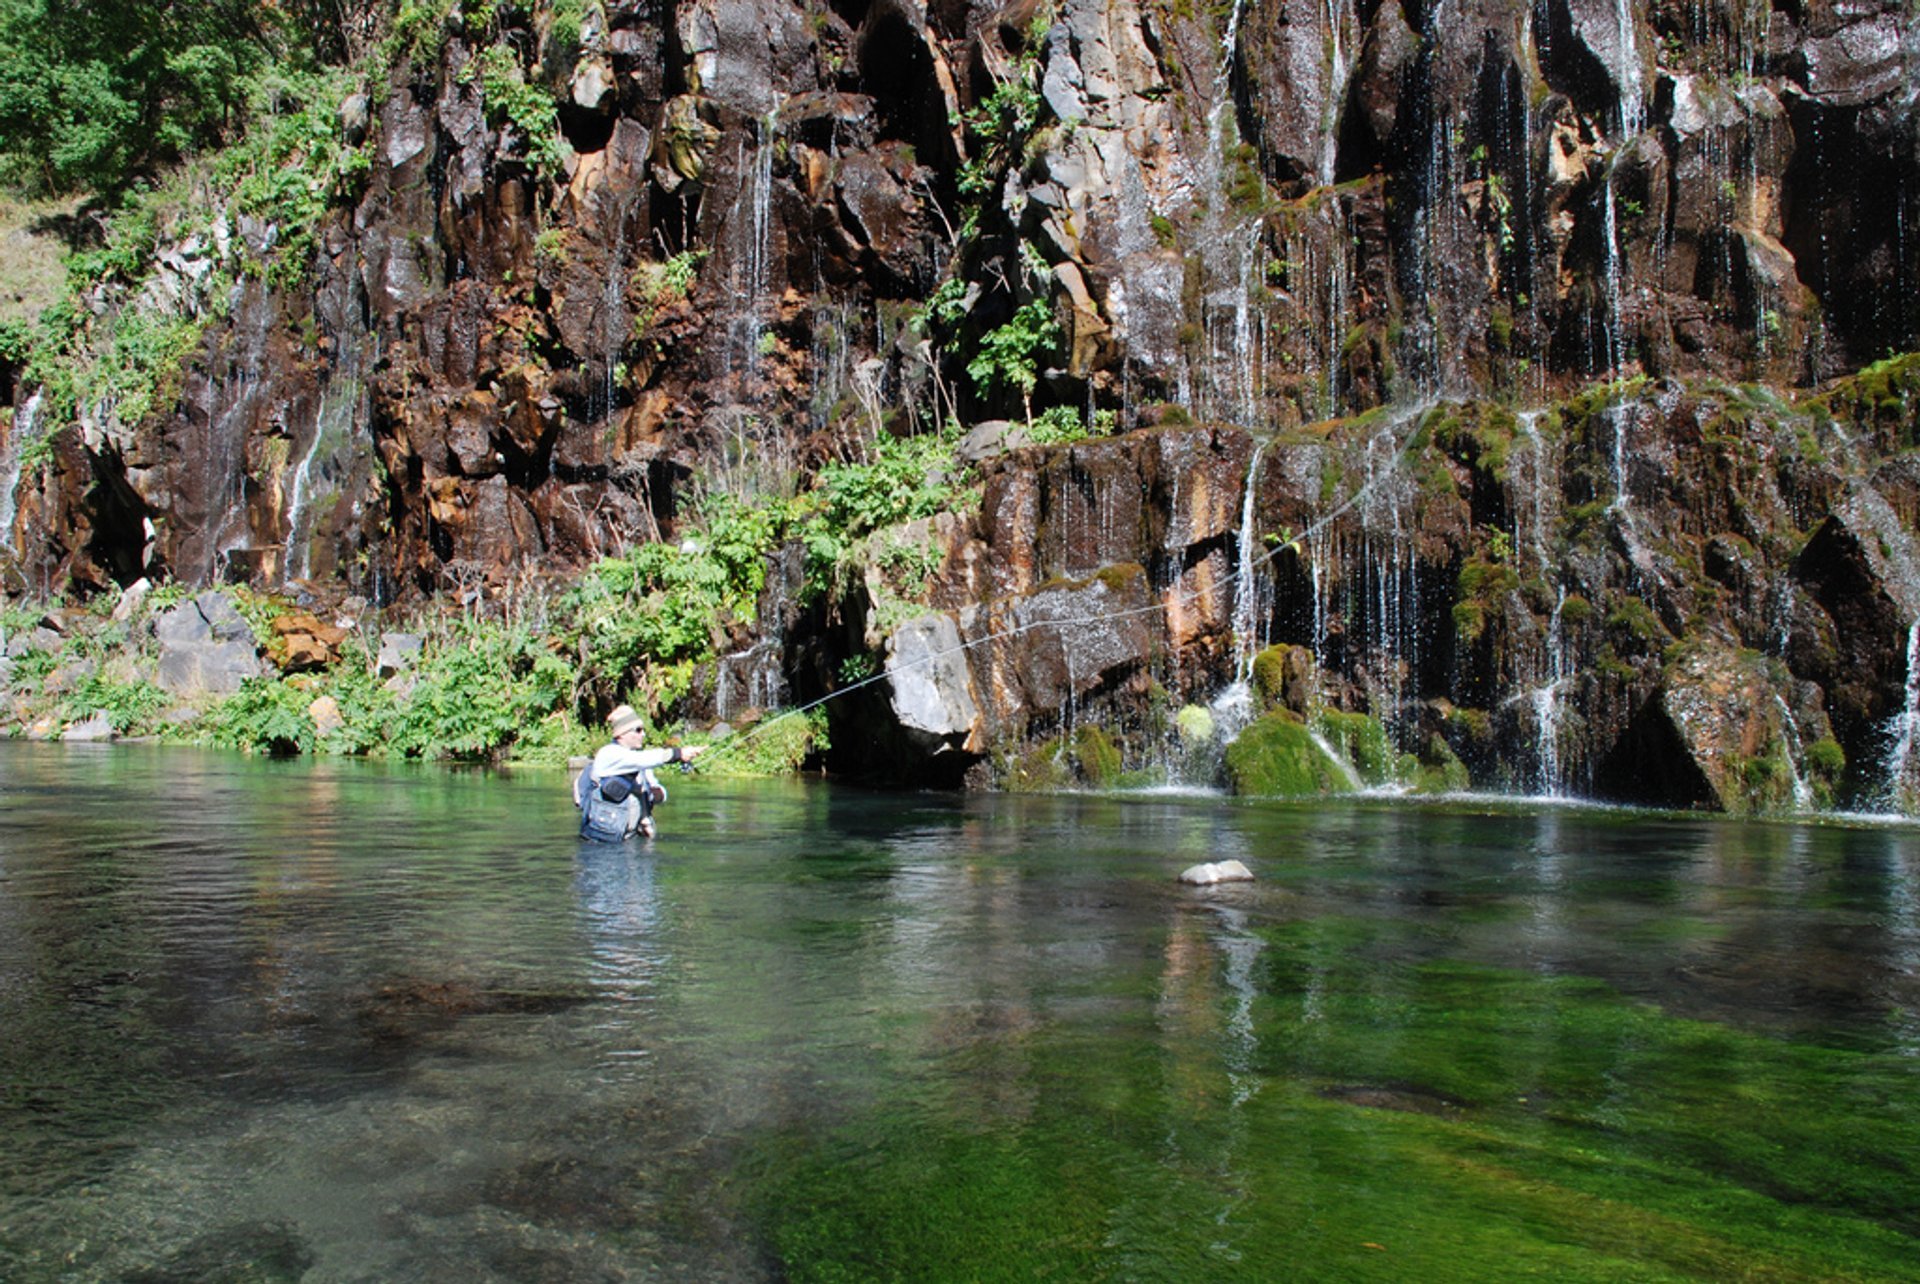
[1605,595,1668,645]
[1073,725,1123,787]
[1412,733,1471,793]
[1224,711,1354,796]
[1005,737,1073,792]
[1318,710,1399,786]
[1806,736,1845,783]
[1249,644,1303,712]
[1454,557,1521,645]
[1447,705,1493,746]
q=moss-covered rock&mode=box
[1224,711,1355,796]
[1249,642,1315,715]
[1318,710,1403,787]
[1411,733,1471,794]
[1072,724,1122,787]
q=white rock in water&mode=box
[1178,860,1254,885]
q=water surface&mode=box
[2,742,1916,1281]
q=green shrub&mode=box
[60,671,168,735]
[384,620,572,760]
[206,676,316,755]
[698,707,828,776]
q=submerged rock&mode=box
[1179,859,1254,885]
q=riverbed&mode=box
[1,741,1915,1281]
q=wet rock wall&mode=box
[0,0,1916,805]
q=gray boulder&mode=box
[884,614,982,758]
[376,631,424,678]
[153,591,264,695]
[62,712,114,742]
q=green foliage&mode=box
[966,299,1062,400]
[1028,405,1118,444]
[958,50,1043,200]
[465,43,566,171]
[0,0,280,193]
[206,676,316,755]
[563,492,784,701]
[698,708,829,776]
[799,429,975,598]
[383,619,572,759]
[547,0,585,60]
[60,671,168,734]
[214,67,371,285]
[632,248,708,340]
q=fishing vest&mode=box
[578,771,648,842]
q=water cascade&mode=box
[1512,412,1569,792]
[729,110,779,380]
[0,389,43,551]
[1317,0,1356,187]
[1884,618,1920,810]
[1354,411,1421,736]
[1770,691,1815,811]
[281,421,321,582]
[1230,440,1271,682]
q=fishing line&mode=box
[689,402,1437,770]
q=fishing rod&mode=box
[686,402,1437,770]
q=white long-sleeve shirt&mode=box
[573,742,680,806]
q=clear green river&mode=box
[1,740,1916,1282]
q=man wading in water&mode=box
[573,704,705,841]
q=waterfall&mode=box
[281,424,320,582]
[1531,639,1565,794]
[1359,413,1419,735]
[1771,692,1814,811]
[1306,723,1367,791]
[0,389,44,551]
[1230,440,1270,682]
[1613,0,1645,140]
[1318,0,1356,187]
[1884,619,1920,810]
[598,188,635,425]
[744,110,776,366]
[1600,181,1628,378]
[726,110,780,388]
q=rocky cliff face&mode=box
[2,0,1918,808]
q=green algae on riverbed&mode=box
[748,941,1917,1282]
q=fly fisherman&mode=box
[574,704,705,841]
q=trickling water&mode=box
[733,113,779,377]
[1883,618,1920,810]
[0,388,44,550]
[1306,722,1367,791]
[1534,587,1570,796]
[1318,0,1356,187]
[1231,440,1270,682]
[1600,181,1629,378]
[1358,415,1420,735]
[1770,692,1814,811]
[281,424,321,582]
[1613,0,1646,140]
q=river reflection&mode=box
[2,742,1916,1281]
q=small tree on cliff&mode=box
[966,297,1062,425]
